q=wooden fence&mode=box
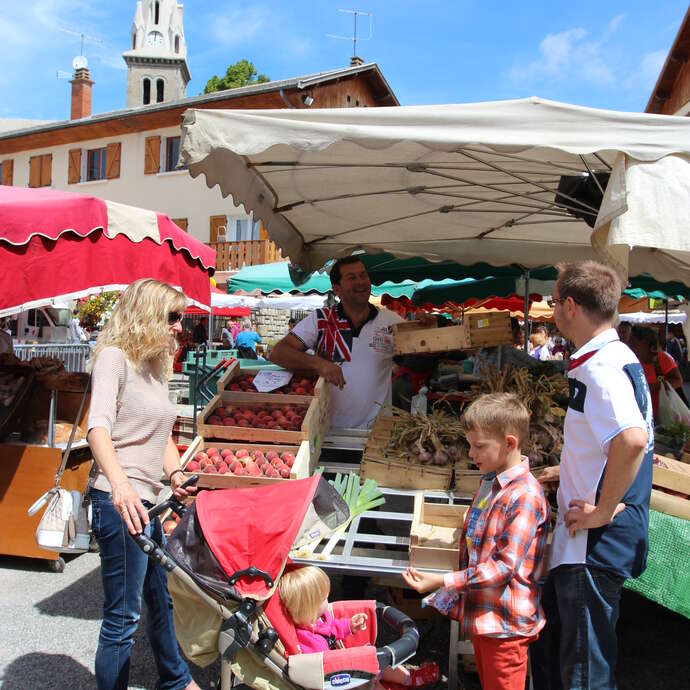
[209,239,284,270]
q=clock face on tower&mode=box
[146,31,163,47]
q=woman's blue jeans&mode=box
[530,564,624,690]
[90,488,192,690]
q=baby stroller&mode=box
[135,475,420,690]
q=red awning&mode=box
[186,305,251,317]
[0,186,216,315]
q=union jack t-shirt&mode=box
[314,306,354,363]
[291,303,403,428]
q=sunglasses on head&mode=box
[168,311,183,325]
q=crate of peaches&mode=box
[198,379,331,456]
[216,361,325,398]
[179,436,311,489]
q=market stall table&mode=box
[293,443,474,690]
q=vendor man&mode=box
[270,256,403,428]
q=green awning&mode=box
[227,261,431,298]
[229,256,689,304]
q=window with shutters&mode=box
[87,147,107,181]
[28,154,52,187]
[144,135,161,174]
[67,149,82,184]
[106,142,121,179]
[0,160,13,186]
[163,136,184,172]
[209,215,227,243]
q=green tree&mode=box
[203,59,270,94]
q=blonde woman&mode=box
[87,279,199,690]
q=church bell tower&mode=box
[122,0,191,108]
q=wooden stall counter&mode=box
[0,369,92,569]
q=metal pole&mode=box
[207,311,214,349]
[523,269,530,352]
[48,389,57,448]
[664,299,669,345]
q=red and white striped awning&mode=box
[0,186,216,316]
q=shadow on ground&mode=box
[35,564,103,619]
[2,653,95,689]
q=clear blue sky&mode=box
[2,1,687,121]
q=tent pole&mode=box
[523,269,530,352]
[664,299,669,344]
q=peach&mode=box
[281,453,295,466]
[233,465,246,476]
[186,460,200,472]
[220,449,233,458]
[279,467,291,479]
[235,449,249,459]
[208,415,223,425]
[265,451,279,461]
[207,447,219,457]
[216,462,228,474]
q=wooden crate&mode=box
[409,493,467,570]
[393,312,511,355]
[217,360,327,398]
[197,389,330,460]
[650,454,690,519]
[454,467,482,494]
[179,435,312,489]
[362,415,454,490]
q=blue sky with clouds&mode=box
[2,0,687,122]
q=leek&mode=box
[316,473,385,559]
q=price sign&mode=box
[252,370,293,392]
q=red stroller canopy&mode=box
[188,475,349,600]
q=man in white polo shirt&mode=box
[270,256,403,428]
[531,261,653,690]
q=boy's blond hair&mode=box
[279,566,330,625]
[463,393,530,448]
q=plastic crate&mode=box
[185,358,282,403]
[184,349,237,365]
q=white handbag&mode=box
[28,488,91,552]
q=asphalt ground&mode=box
[1,550,688,689]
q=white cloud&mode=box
[507,17,625,87]
[206,7,268,46]
[538,28,588,75]
[640,50,667,83]
[622,49,667,90]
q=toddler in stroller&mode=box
[136,474,424,690]
[280,565,439,690]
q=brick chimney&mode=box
[70,67,94,120]
[350,55,364,67]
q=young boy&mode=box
[403,393,550,690]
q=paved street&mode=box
[0,552,219,689]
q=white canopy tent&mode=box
[211,291,326,311]
[180,98,690,282]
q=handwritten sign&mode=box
[252,370,293,392]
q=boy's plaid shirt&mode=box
[446,459,550,639]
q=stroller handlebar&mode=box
[375,603,419,671]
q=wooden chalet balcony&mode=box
[209,239,285,271]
